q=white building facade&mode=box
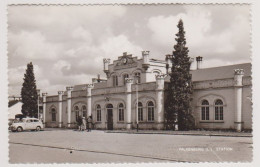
[42,51,252,131]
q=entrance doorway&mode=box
[106,104,113,130]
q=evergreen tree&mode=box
[21,62,38,118]
[165,19,195,130]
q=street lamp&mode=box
[37,89,41,119]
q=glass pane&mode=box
[119,103,124,108]
[82,105,86,110]
[220,109,223,120]
[202,110,205,120]
[202,100,209,105]
[215,107,219,120]
[74,106,79,111]
[148,101,154,106]
[206,110,209,120]
[106,104,113,108]
[215,99,223,105]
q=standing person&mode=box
[77,115,82,131]
[82,117,86,131]
[87,116,93,132]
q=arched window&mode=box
[147,101,154,121]
[201,100,209,120]
[82,105,87,117]
[138,102,143,121]
[74,106,80,121]
[123,74,129,85]
[113,75,118,87]
[134,72,141,84]
[96,105,101,122]
[215,99,224,120]
[118,103,124,121]
[51,108,56,122]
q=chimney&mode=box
[97,74,101,83]
[196,56,203,70]
[165,54,172,74]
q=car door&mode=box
[33,119,40,128]
[25,119,33,130]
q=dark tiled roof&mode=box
[8,100,20,107]
[164,63,251,82]
[191,63,251,82]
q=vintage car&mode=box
[10,118,44,132]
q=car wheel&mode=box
[36,126,41,131]
[17,127,23,132]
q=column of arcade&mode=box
[234,69,244,132]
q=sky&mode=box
[8,4,251,96]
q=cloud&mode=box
[53,60,71,75]
[8,64,43,96]
[147,6,250,62]
[8,31,62,60]
[61,34,143,76]
[71,26,92,44]
[8,66,26,87]
[99,35,143,59]
[7,5,250,96]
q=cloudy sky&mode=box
[8,4,250,96]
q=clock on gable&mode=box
[122,57,128,64]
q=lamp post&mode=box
[37,89,41,119]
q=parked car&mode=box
[10,118,44,132]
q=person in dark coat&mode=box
[77,115,82,131]
[87,116,92,132]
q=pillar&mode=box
[86,84,94,117]
[142,51,150,70]
[58,91,63,128]
[125,78,133,130]
[103,58,110,78]
[42,93,47,128]
[156,74,166,130]
[66,86,73,128]
[165,54,172,74]
[234,69,244,132]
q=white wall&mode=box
[8,102,22,120]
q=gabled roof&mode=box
[191,63,251,82]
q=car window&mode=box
[34,120,39,122]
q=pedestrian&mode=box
[82,117,86,131]
[77,115,82,131]
[87,116,93,132]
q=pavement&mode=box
[44,128,252,137]
[9,129,253,163]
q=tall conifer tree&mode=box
[21,62,38,118]
[165,19,194,130]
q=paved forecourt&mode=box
[9,130,252,163]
